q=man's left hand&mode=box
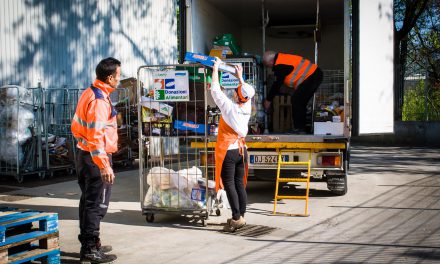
[100,167,115,184]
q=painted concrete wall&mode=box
[0,0,178,88]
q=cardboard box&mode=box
[184,52,236,74]
[173,120,206,134]
[212,34,241,55]
[209,49,228,59]
[119,77,139,106]
[314,122,344,136]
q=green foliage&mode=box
[402,79,440,121]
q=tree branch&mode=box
[396,0,430,41]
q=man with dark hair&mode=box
[72,57,121,263]
[263,51,323,134]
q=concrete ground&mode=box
[1,145,440,263]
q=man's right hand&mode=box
[212,57,221,70]
[100,167,115,184]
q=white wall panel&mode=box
[359,0,394,134]
[191,0,241,54]
[0,0,178,88]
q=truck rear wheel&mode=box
[327,173,347,196]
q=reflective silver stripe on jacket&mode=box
[74,136,88,146]
[295,61,313,88]
[73,114,107,129]
[90,148,106,157]
[288,58,306,88]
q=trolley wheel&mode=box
[146,213,155,223]
[38,171,46,180]
[16,174,24,184]
[216,208,221,216]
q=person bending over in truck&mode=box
[210,57,255,232]
[263,51,323,134]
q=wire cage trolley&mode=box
[312,70,346,133]
[42,88,81,177]
[0,85,45,183]
[137,63,216,226]
[109,88,134,167]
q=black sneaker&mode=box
[95,238,112,253]
[80,248,117,264]
[98,245,113,253]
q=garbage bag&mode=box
[0,138,24,165]
[0,85,33,106]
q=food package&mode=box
[184,52,236,74]
[173,120,206,134]
[209,49,228,59]
[212,33,241,55]
[141,96,173,116]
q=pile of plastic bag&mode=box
[143,166,214,209]
[0,85,35,165]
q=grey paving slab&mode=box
[0,145,439,263]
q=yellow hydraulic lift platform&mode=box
[191,141,346,216]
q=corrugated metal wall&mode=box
[0,0,178,88]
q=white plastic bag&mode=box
[174,166,202,192]
[217,189,230,209]
[0,139,24,165]
[145,166,177,190]
[0,85,33,105]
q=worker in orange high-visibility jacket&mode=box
[263,51,323,134]
[210,57,255,233]
[71,57,120,264]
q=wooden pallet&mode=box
[0,207,60,264]
[273,95,293,133]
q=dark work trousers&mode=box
[77,149,112,249]
[221,148,247,221]
[291,67,324,130]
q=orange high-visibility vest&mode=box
[214,117,248,192]
[71,79,118,169]
[275,53,318,89]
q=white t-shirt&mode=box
[210,82,252,149]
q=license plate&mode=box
[249,155,289,164]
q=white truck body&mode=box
[184,0,394,195]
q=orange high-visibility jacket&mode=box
[71,79,118,169]
[275,53,318,89]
